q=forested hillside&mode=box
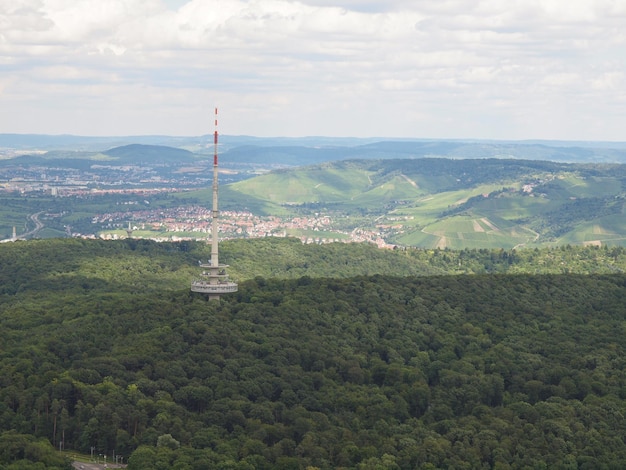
[3,238,626,295]
[2,239,626,468]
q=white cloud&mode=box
[0,0,624,140]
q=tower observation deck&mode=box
[191,108,238,301]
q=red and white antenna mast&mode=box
[211,107,219,268]
[214,107,219,166]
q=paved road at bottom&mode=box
[72,463,126,469]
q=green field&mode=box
[554,215,626,246]
[230,165,374,204]
[396,213,536,249]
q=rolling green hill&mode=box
[0,144,202,169]
[103,144,197,164]
[230,158,626,248]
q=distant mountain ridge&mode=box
[223,140,626,166]
[3,134,626,165]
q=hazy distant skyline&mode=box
[1,0,625,141]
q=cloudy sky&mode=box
[1,0,625,140]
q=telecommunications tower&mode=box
[125,221,133,239]
[190,108,238,301]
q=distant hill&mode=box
[229,158,568,210]
[230,158,626,248]
[220,140,626,166]
[103,144,197,164]
[0,144,199,170]
[3,133,626,165]
[0,133,208,152]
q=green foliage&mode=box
[0,431,71,468]
[4,240,626,468]
[225,238,626,278]
[157,434,180,450]
[127,445,157,469]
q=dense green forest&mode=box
[3,239,626,468]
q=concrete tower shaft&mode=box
[190,108,238,300]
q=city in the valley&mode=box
[0,160,396,247]
[93,203,393,248]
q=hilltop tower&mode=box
[191,108,238,301]
[125,221,133,239]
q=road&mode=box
[72,462,126,469]
[17,211,44,239]
[72,463,101,470]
